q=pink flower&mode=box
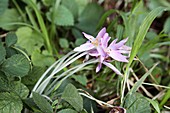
[74,27,131,75]
[74,27,106,57]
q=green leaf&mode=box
[16,27,44,55]
[159,89,170,109]
[0,0,8,15]
[0,71,9,92]
[72,75,87,86]
[129,63,157,94]
[146,98,160,113]
[0,41,6,63]
[1,54,30,77]
[116,25,124,40]
[11,82,29,99]
[47,5,74,26]
[71,28,84,39]
[31,49,55,67]
[75,38,86,46]
[5,47,18,58]
[58,109,78,113]
[0,8,21,30]
[163,17,170,34]
[61,0,78,18]
[22,66,45,86]
[127,7,165,68]
[62,84,83,112]
[5,32,17,47]
[75,0,89,15]
[59,38,69,48]
[97,9,117,30]
[76,3,104,34]
[42,0,55,6]
[0,92,23,113]
[0,74,29,99]
[124,93,151,113]
[33,92,53,113]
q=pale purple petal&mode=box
[74,42,95,51]
[89,49,99,57]
[96,27,106,39]
[113,38,128,49]
[119,45,131,51]
[108,49,128,62]
[100,56,105,63]
[82,32,95,41]
[96,63,102,73]
[103,61,122,76]
[101,33,111,48]
[96,46,107,57]
[117,50,131,54]
[109,38,118,49]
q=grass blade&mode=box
[128,7,165,67]
[129,63,158,94]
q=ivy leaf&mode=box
[22,66,45,86]
[42,0,55,6]
[5,32,17,47]
[0,71,9,92]
[0,92,23,113]
[11,82,29,99]
[16,27,44,55]
[75,38,86,46]
[75,3,104,34]
[72,75,87,86]
[33,92,53,113]
[0,41,6,63]
[0,74,29,99]
[5,47,18,58]
[62,84,83,112]
[58,109,78,113]
[1,54,30,77]
[59,38,69,49]
[75,0,89,15]
[124,93,151,113]
[0,8,21,30]
[47,5,74,26]
[61,0,78,18]
[0,0,8,15]
[31,49,55,67]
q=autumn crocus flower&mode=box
[74,27,106,57]
[95,34,131,75]
[74,27,131,75]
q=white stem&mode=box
[34,52,87,95]
[45,59,98,95]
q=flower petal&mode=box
[103,61,122,76]
[82,32,95,41]
[109,38,118,49]
[114,38,128,49]
[108,49,128,62]
[101,33,111,48]
[96,63,102,73]
[119,45,131,51]
[89,49,99,57]
[117,50,130,54]
[96,46,107,57]
[96,27,106,39]
[74,42,95,51]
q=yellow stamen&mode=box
[92,39,99,46]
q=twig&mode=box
[0,33,7,38]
